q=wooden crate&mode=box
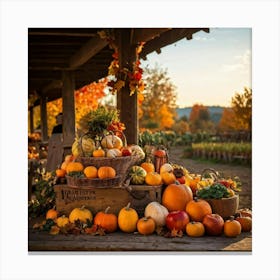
[54,184,162,217]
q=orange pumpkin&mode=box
[154,149,166,158]
[140,162,155,173]
[224,216,242,237]
[93,148,105,157]
[186,197,212,222]
[94,206,118,233]
[84,166,98,178]
[161,171,176,185]
[55,168,66,178]
[118,203,139,233]
[66,162,84,174]
[186,221,205,237]
[162,183,193,211]
[137,217,156,235]
[145,172,162,186]
[60,161,68,171]
[97,166,116,179]
[46,207,58,220]
[235,216,252,232]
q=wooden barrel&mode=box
[206,195,239,218]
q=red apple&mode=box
[166,210,190,232]
[176,176,186,184]
[121,147,132,157]
[202,214,224,236]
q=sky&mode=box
[140,28,252,108]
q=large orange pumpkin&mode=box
[97,166,116,179]
[162,183,193,211]
[66,162,84,174]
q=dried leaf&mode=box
[170,229,183,238]
[49,225,60,235]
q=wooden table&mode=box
[28,221,252,252]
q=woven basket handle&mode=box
[201,168,220,181]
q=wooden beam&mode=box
[132,28,171,44]
[68,37,108,69]
[62,71,75,148]
[29,107,34,133]
[28,28,99,37]
[42,80,63,95]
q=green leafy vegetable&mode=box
[197,183,229,199]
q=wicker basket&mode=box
[66,175,122,188]
[76,155,140,183]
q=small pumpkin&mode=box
[69,205,93,224]
[154,149,166,158]
[145,172,162,186]
[46,207,58,220]
[101,135,123,149]
[84,166,98,178]
[66,162,84,174]
[106,148,122,158]
[144,201,169,227]
[137,217,156,235]
[235,216,252,232]
[118,202,139,233]
[186,221,205,237]
[97,166,116,179]
[55,168,66,178]
[162,183,193,211]
[129,166,147,185]
[224,216,242,237]
[94,206,118,233]
[60,161,68,171]
[93,148,105,157]
[186,197,212,222]
[161,171,176,185]
[159,163,173,174]
[140,162,155,173]
[56,215,69,228]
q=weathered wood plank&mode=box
[28,229,252,252]
[40,95,48,141]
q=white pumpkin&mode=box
[101,135,123,149]
[160,163,173,174]
[130,145,145,160]
[106,148,122,158]
[144,201,169,227]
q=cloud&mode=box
[222,50,251,73]
[193,35,216,42]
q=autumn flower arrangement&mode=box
[98,29,145,97]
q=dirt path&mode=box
[168,146,252,209]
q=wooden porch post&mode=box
[62,70,76,154]
[116,29,138,145]
[29,107,34,133]
[40,95,48,141]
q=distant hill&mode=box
[176,106,227,124]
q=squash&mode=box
[55,168,66,178]
[140,162,155,173]
[94,206,118,233]
[186,197,212,222]
[130,145,145,160]
[118,203,139,233]
[56,215,69,228]
[97,166,116,179]
[144,201,169,227]
[145,172,162,186]
[159,163,173,174]
[224,216,242,237]
[46,207,58,220]
[66,162,84,174]
[137,217,156,235]
[160,171,176,185]
[69,205,93,224]
[84,166,98,178]
[106,148,122,158]
[186,221,205,237]
[101,135,123,149]
[93,148,105,157]
[129,166,147,185]
[72,136,96,157]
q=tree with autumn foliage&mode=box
[139,65,177,130]
[189,104,215,133]
[218,87,252,132]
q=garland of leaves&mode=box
[98,29,145,96]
